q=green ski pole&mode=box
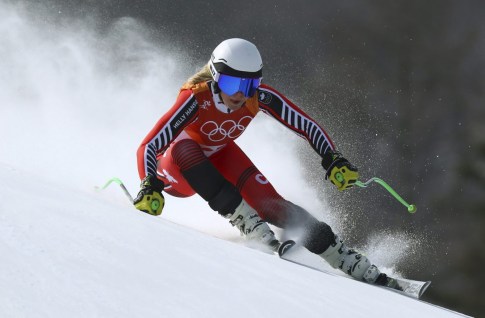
[355,178,417,213]
[95,177,134,203]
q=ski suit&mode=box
[137,81,336,253]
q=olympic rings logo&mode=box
[200,116,252,142]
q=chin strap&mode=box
[211,80,221,94]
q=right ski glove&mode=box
[134,175,165,215]
[321,150,359,191]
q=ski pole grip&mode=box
[355,178,417,213]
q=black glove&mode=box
[133,175,165,215]
[321,151,359,191]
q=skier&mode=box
[134,38,391,286]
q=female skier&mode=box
[134,38,391,286]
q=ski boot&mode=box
[369,265,402,290]
[319,235,400,288]
[227,199,279,250]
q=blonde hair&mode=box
[187,63,212,85]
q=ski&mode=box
[277,240,431,299]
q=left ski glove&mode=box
[134,175,165,215]
[321,151,359,191]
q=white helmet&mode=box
[209,38,263,81]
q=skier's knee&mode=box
[302,221,335,254]
[172,139,242,216]
[271,201,335,254]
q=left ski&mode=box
[277,240,431,299]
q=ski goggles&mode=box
[217,74,262,97]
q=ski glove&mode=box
[134,175,165,215]
[321,151,359,191]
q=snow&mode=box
[0,164,469,318]
[0,2,470,318]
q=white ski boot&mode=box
[319,235,382,283]
[227,199,278,248]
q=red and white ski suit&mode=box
[137,81,335,227]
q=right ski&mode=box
[277,239,431,299]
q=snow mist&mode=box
[0,2,419,270]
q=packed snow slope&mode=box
[0,164,469,318]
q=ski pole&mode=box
[95,177,134,203]
[354,178,417,213]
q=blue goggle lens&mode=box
[218,74,261,97]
